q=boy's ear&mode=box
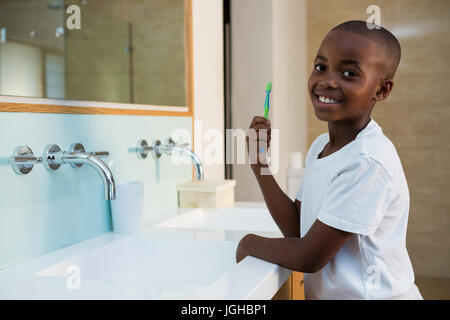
[374,79,394,102]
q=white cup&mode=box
[110,181,144,235]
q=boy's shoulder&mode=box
[308,120,402,180]
[345,121,402,180]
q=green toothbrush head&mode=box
[266,81,272,93]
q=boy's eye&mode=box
[342,70,358,78]
[314,64,326,72]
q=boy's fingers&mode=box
[248,138,269,144]
[246,130,269,139]
[251,124,270,131]
[250,116,270,128]
[248,125,271,134]
[250,116,267,124]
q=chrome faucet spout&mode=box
[43,143,116,200]
[136,139,204,180]
[61,152,116,200]
[159,145,204,180]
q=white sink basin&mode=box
[156,207,281,234]
[1,204,290,300]
[35,236,237,295]
[0,214,290,299]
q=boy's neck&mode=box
[327,116,372,147]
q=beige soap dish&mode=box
[176,180,236,208]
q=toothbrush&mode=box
[264,81,272,120]
[260,82,272,156]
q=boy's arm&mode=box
[236,219,352,273]
[248,116,300,238]
[252,165,301,238]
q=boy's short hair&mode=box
[330,20,401,77]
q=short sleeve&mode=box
[317,156,395,235]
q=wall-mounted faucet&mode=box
[43,143,116,200]
[136,138,204,180]
[5,143,116,200]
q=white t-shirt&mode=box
[296,118,422,300]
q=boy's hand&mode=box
[247,116,271,168]
[236,245,248,263]
[236,234,254,263]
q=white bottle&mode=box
[287,152,305,201]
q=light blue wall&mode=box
[0,112,192,270]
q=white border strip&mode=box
[0,95,189,112]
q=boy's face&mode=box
[308,30,390,122]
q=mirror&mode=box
[0,0,189,108]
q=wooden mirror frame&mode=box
[0,0,193,117]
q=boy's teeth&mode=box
[319,96,340,104]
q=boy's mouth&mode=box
[313,92,344,107]
[317,95,342,104]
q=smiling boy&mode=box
[237,21,422,299]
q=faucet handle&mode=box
[9,146,42,175]
[166,137,191,150]
[43,144,62,171]
[177,142,190,148]
[136,139,162,159]
[167,137,190,149]
[90,151,110,158]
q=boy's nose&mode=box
[318,75,339,89]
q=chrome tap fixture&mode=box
[136,138,204,180]
[43,143,116,200]
[8,146,42,175]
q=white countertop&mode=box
[0,202,291,299]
